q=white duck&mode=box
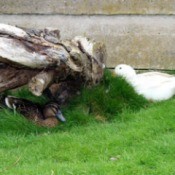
[114,64,175,101]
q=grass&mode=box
[0,70,175,175]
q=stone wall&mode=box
[0,0,175,69]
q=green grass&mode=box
[0,70,175,175]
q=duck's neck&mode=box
[127,76,137,85]
[123,73,137,86]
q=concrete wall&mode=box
[0,0,175,69]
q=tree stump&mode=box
[0,23,106,127]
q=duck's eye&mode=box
[119,67,122,70]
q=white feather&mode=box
[114,64,175,101]
[5,97,13,109]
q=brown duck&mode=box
[4,96,66,127]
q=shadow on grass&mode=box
[0,70,149,136]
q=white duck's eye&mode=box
[119,67,122,70]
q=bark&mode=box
[0,64,38,93]
[0,23,106,96]
[28,70,55,96]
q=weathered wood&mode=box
[0,23,106,96]
[0,24,69,68]
[0,65,38,93]
[0,23,106,127]
[72,36,106,84]
[0,23,27,37]
[28,70,55,96]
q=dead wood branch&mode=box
[0,24,106,97]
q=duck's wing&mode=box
[138,72,174,78]
[5,96,44,120]
[136,72,175,87]
[134,73,175,101]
